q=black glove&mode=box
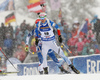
[58,35,63,43]
[35,38,39,46]
[40,4,44,7]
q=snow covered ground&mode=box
[1,74,100,80]
[0,0,100,79]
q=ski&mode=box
[0,71,19,75]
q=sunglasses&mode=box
[39,15,46,20]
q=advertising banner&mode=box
[17,61,61,76]
[73,55,100,74]
[17,54,100,75]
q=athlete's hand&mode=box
[58,35,63,43]
[25,45,29,52]
[35,38,39,46]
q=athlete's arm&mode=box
[34,23,40,46]
[50,20,61,36]
[35,23,39,38]
[26,29,34,45]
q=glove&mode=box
[35,38,39,46]
[25,45,29,52]
[58,35,63,43]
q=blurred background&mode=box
[0,0,100,72]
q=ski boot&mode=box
[44,67,48,74]
[39,71,43,75]
[59,65,70,74]
[69,64,80,74]
[0,70,2,73]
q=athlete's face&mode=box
[41,18,46,23]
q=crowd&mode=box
[0,20,36,63]
[57,15,100,57]
[0,15,100,65]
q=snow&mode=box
[0,0,6,4]
[15,12,35,26]
[0,74,100,80]
[0,0,100,28]
[0,0,100,79]
[92,7,100,18]
[0,11,35,29]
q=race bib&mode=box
[41,30,54,38]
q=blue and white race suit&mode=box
[35,18,71,68]
[26,26,62,71]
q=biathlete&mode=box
[35,12,80,74]
[25,19,70,74]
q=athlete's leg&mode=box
[42,41,50,74]
[38,63,43,74]
[37,52,43,64]
[48,49,70,73]
[36,46,43,74]
[48,49,59,65]
[49,41,80,74]
[50,41,71,65]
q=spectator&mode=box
[0,16,99,63]
[4,32,13,57]
[90,15,98,31]
[23,28,29,43]
[14,44,26,62]
[71,27,77,37]
[62,24,68,44]
[94,19,100,42]
[67,37,78,56]
[72,21,80,38]
[92,39,100,54]
[0,27,3,47]
[73,21,80,30]
[91,15,98,24]
[83,35,88,44]
[75,38,84,55]
[20,20,27,34]
[1,23,6,40]
[15,27,20,39]
[61,18,65,26]
[89,49,94,55]
[5,23,13,39]
[82,43,89,55]
[27,24,32,31]
[87,37,92,44]
[87,27,94,40]
[21,40,26,51]
[16,30,24,45]
[66,27,72,42]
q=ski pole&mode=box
[61,43,72,53]
[0,47,19,72]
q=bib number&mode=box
[44,32,49,35]
[44,32,50,38]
